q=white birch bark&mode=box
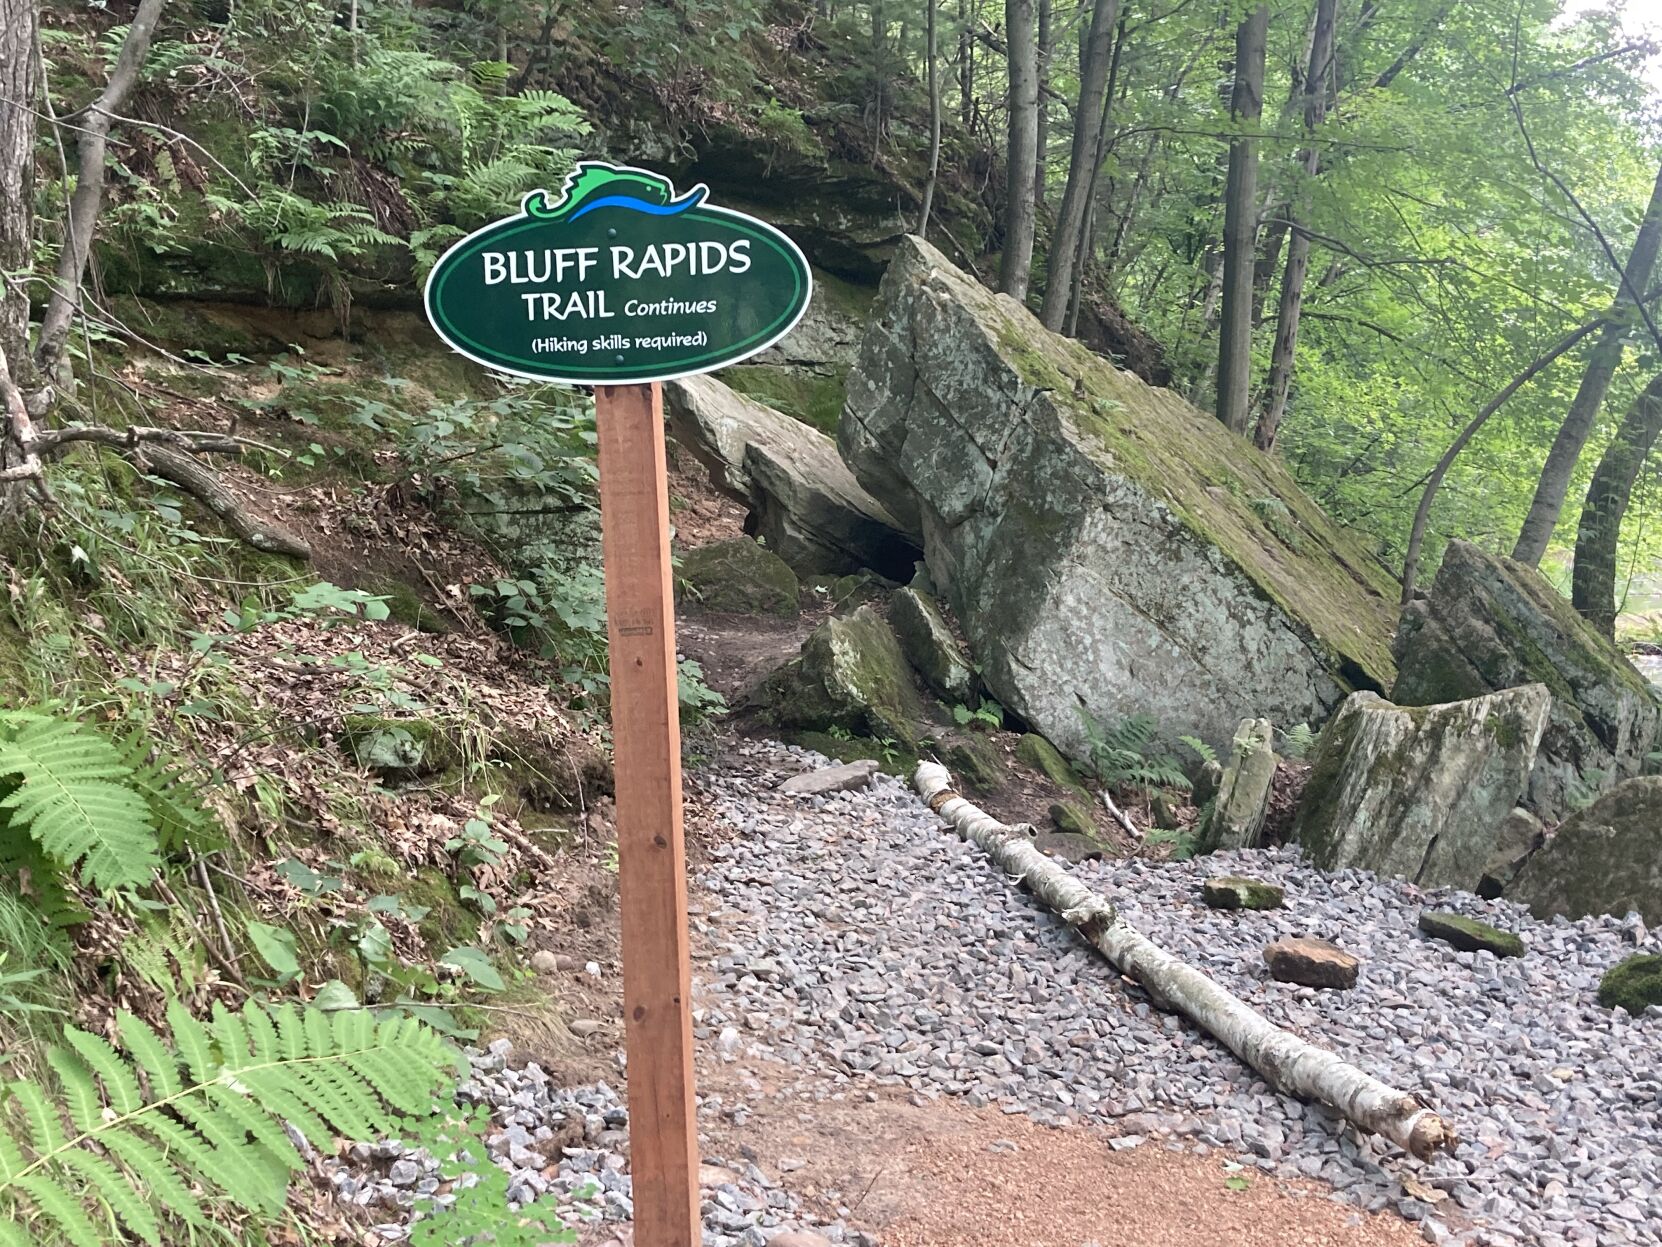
[915,761,1454,1160]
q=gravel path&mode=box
[695,741,1662,1247]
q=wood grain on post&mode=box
[594,382,700,1247]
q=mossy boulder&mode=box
[890,586,976,703]
[840,236,1399,759]
[1049,800,1097,837]
[1017,733,1090,797]
[762,606,928,748]
[944,735,1004,792]
[1292,686,1552,891]
[1417,911,1526,958]
[1508,776,1662,924]
[677,537,799,616]
[1597,954,1662,1014]
[341,715,456,779]
[1201,877,1286,911]
[1393,540,1662,821]
[829,571,897,613]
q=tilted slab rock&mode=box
[1292,686,1551,891]
[1508,776,1662,925]
[664,373,918,578]
[1393,540,1661,821]
[839,236,1399,757]
[1199,717,1277,852]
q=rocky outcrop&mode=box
[1199,718,1277,852]
[677,537,799,616]
[1292,687,1552,891]
[889,587,976,703]
[1393,540,1662,821]
[839,236,1399,758]
[665,374,918,578]
[1508,776,1662,925]
[759,606,928,748]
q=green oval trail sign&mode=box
[424,162,813,385]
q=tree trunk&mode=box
[1253,0,1337,452]
[915,763,1456,1161]
[36,0,170,379]
[1034,0,1052,209]
[998,0,1039,299]
[1512,162,1662,567]
[870,0,889,156]
[1038,0,1119,330]
[1571,373,1662,636]
[919,0,943,236]
[1214,5,1268,434]
[959,0,975,129]
[0,0,37,377]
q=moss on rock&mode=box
[1016,733,1089,797]
[1417,910,1526,958]
[1201,876,1286,911]
[677,537,800,616]
[722,365,849,435]
[1597,954,1662,1014]
[763,606,928,748]
[1049,800,1097,837]
[945,735,1004,792]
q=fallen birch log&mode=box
[916,761,1455,1160]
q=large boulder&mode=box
[676,537,799,616]
[759,605,928,748]
[1292,686,1552,891]
[1508,777,1662,924]
[839,237,1399,757]
[664,374,919,579]
[1393,540,1661,821]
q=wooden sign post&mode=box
[423,161,812,1247]
[594,381,699,1246]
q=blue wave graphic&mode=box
[567,192,706,222]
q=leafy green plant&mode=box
[0,1001,456,1247]
[952,699,1004,731]
[410,1105,575,1245]
[1076,710,1191,796]
[1144,826,1198,861]
[1178,735,1217,767]
[1280,723,1317,760]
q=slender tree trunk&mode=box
[1254,0,1337,452]
[0,0,43,504]
[1571,373,1662,636]
[870,0,889,157]
[959,0,975,129]
[998,0,1039,299]
[36,0,169,377]
[1066,13,1129,335]
[1034,0,1052,208]
[1038,0,1119,330]
[1512,163,1662,567]
[915,763,1456,1161]
[1215,5,1268,434]
[919,0,943,236]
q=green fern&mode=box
[113,730,224,855]
[1280,722,1317,760]
[0,716,159,891]
[1076,710,1192,795]
[0,1001,457,1246]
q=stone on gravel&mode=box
[1200,718,1276,852]
[1202,876,1285,911]
[1031,830,1105,864]
[766,1233,834,1247]
[1293,686,1551,891]
[1417,911,1526,959]
[677,537,800,617]
[778,760,880,796]
[664,372,918,577]
[1597,954,1662,1014]
[1508,776,1662,924]
[890,587,976,703]
[839,235,1399,759]
[1263,937,1359,989]
[1392,539,1662,821]
[760,606,928,748]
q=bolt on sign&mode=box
[425,161,813,383]
[425,162,813,1247]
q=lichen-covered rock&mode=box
[1049,800,1097,837]
[1476,807,1546,900]
[1292,686,1551,891]
[1202,877,1286,911]
[1507,776,1662,924]
[1016,733,1089,796]
[1393,540,1662,821]
[1597,954,1662,1014]
[665,373,918,577]
[1417,911,1526,958]
[890,587,976,702]
[839,236,1399,757]
[677,537,799,616]
[760,606,928,747]
[1199,718,1277,852]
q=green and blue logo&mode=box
[424,161,813,385]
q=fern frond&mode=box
[0,1002,455,1246]
[115,731,224,854]
[0,717,159,890]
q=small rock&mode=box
[1417,910,1526,958]
[569,1018,604,1038]
[530,950,560,975]
[1263,937,1360,989]
[779,761,880,796]
[1202,876,1286,911]
[766,1233,834,1247]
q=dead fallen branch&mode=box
[915,761,1455,1160]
